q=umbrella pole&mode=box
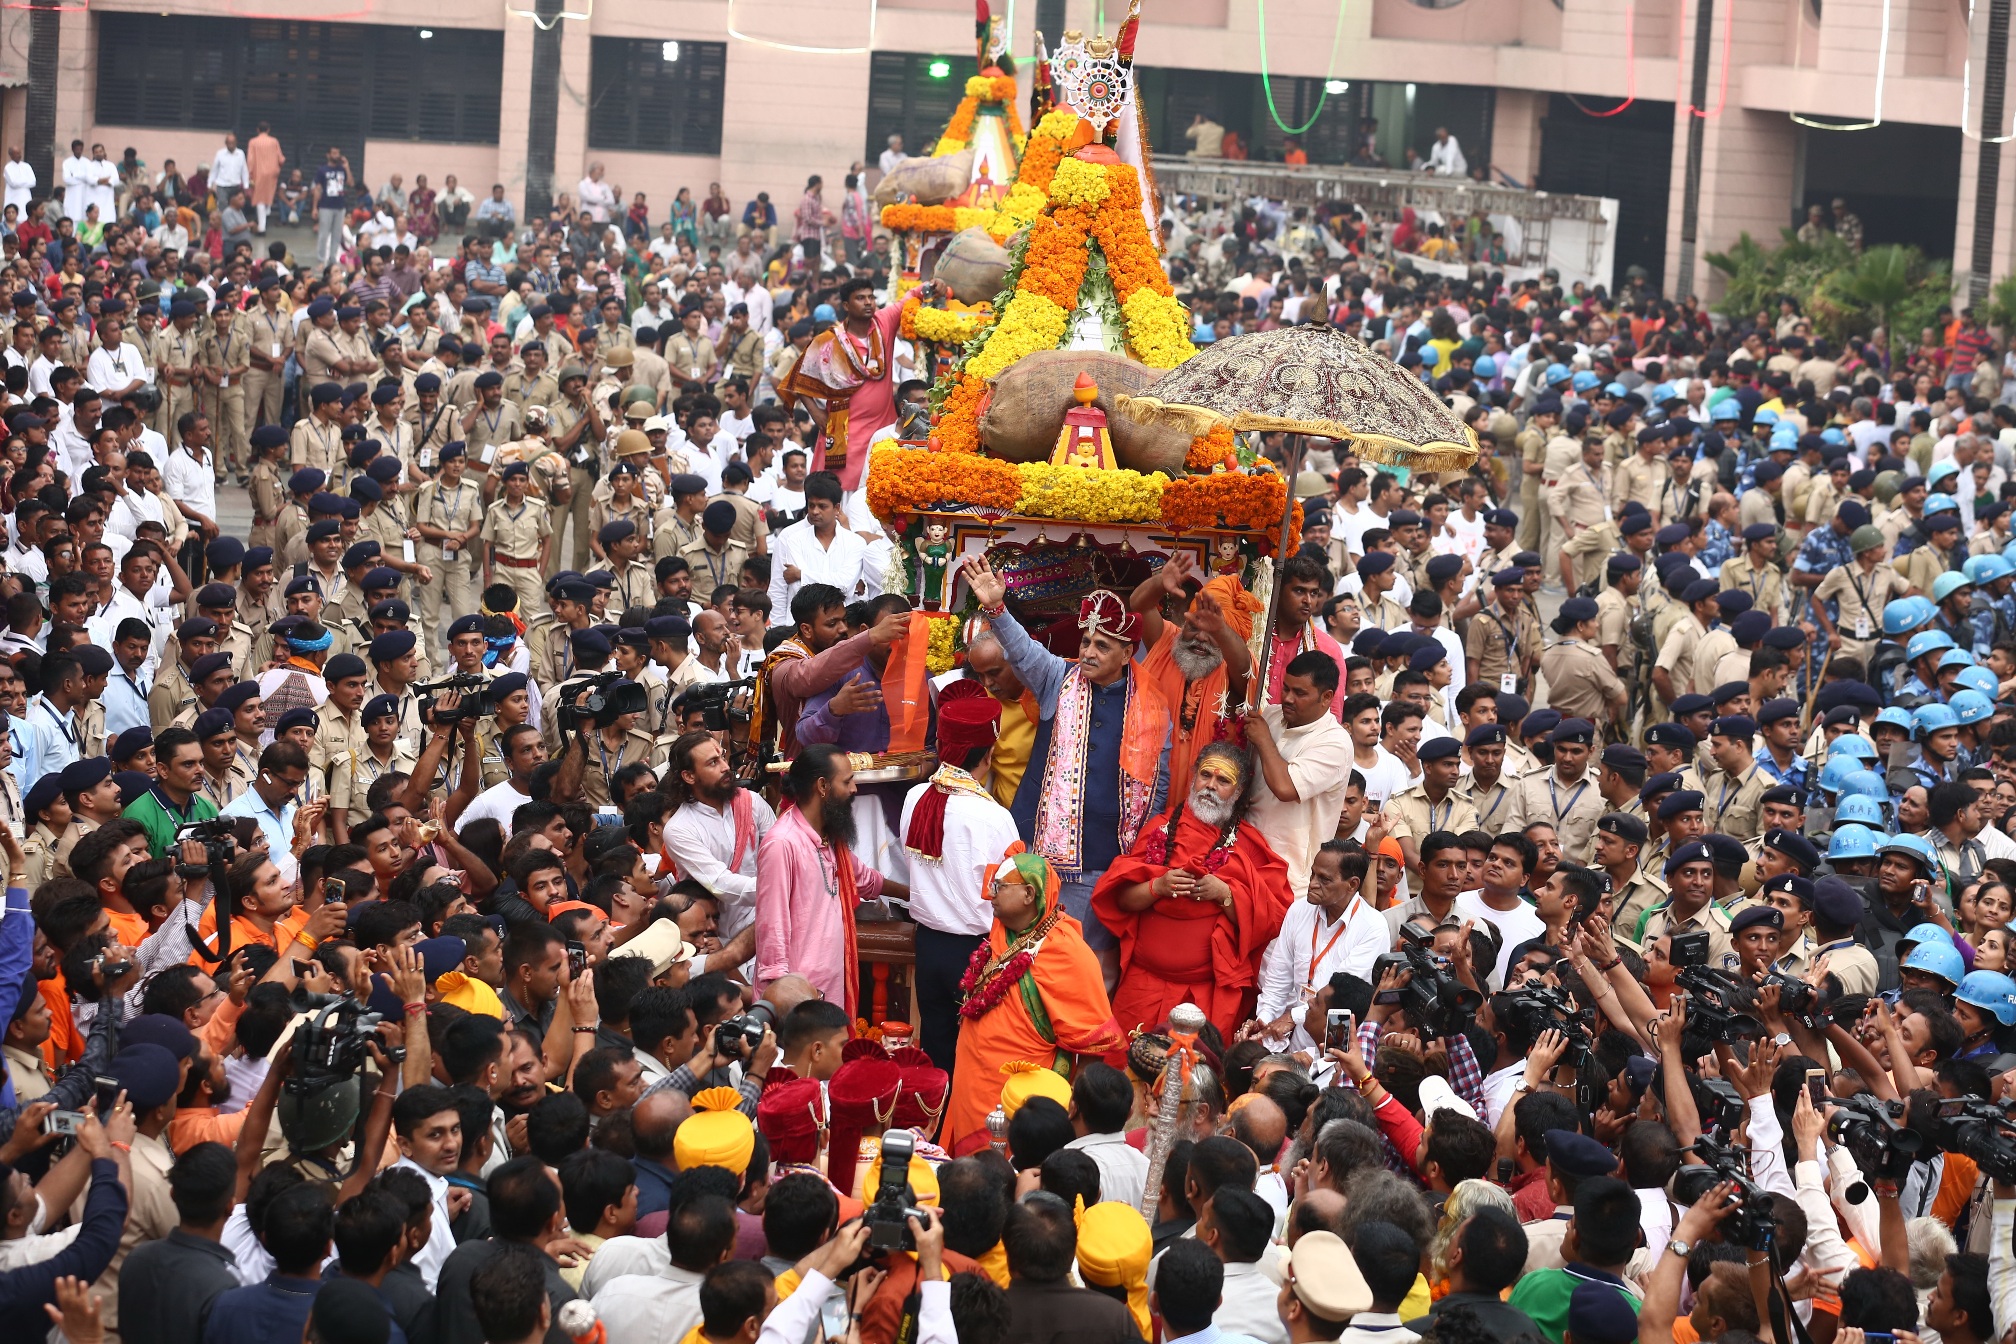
[1250,433,1307,711]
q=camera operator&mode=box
[640,976,777,1118]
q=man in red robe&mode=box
[778,275,903,494]
[1091,740,1294,1048]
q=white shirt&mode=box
[1427,136,1468,177]
[1357,745,1412,807]
[1062,1130,1150,1212]
[1480,1060,1525,1128]
[1456,889,1545,990]
[1338,1313,1421,1344]
[162,445,217,525]
[896,777,1019,937]
[1246,705,1355,898]
[879,147,907,176]
[766,518,869,624]
[590,1262,707,1344]
[578,176,618,223]
[456,777,531,837]
[106,487,166,544]
[1214,1261,1291,1344]
[661,793,778,937]
[61,155,92,219]
[86,341,148,396]
[2,160,33,213]
[1255,895,1390,1050]
[101,664,152,742]
[211,147,249,190]
[26,353,57,398]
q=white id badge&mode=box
[1855,614,1871,640]
[442,544,458,561]
[1500,673,1517,694]
[219,375,231,388]
[270,343,281,360]
[481,441,498,465]
[402,539,417,563]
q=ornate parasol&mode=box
[1115,325,1481,473]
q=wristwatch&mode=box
[1667,1237,1693,1260]
[1771,1031,1793,1048]
[1511,1079,1532,1095]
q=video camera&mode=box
[172,816,239,879]
[1827,1091,1923,1198]
[1670,931,1767,1046]
[713,1000,776,1061]
[1497,982,1602,1112]
[416,672,500,726]
[676,677,756,734]
[1671,1131,1776,1251]
[558,670,651,735]
[1369,935,1482,1039]
[864,1129,930,1252]
[1934,1096,2016,1184]
[277,988,401,1155]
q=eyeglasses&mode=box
[989,878,1030,897]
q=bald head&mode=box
[762,974,820,1015]
[964,633,1025,701]
[1230,1095,1287,1167]
[633,1088,691,1162]
[1286,1189,1348,1246]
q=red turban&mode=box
[1079,590,1143,645]
[888,1045,950,1136]
[826,1057,902,1192]
[755,1076,827,1165]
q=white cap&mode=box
[610,920,696,976]
[1417,1074,1478,1125]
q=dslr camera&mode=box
[1369,934,1483,1039]
[713,1000,776,1060]
[865,1129,931,1252]
[417,672,499,725]
[1670,931,1767,1046]
[1676,1131,1775,1251]
[1935,1096,2016,1184]
[676,678,756,733]
[558,671,651,735]
[1827,1091,1923,1198]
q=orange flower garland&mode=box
[1184,425,1236,472]
[1017,208,1093,308]
[866,446,1021,518]
[933,375,989,455]
[937,97,979,151]
[1161,472,1303,553]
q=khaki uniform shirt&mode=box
[1384,783,1481,848]
[299,325,344,384]
[1814,561,1911,645]
[1703,761,1769,841]
[1637,900,1739,972]
[1655,610,1709,699]
[463,401,525,467]
[482,497,552,560]
[664,332,716,386]
[311,702,363,789]
[1718,555,1786,623]
[1594,586,1636,659]
[1538,638,1625,725]
[503,369,559,411]
[1548,460,1611,532]
[1468,773,1521,834]
[290,415,345,474]
[1515,766,1606,864]
[415,478,483,556]
[1738,487,1779,532]
[1611,455,1673,524]
[582,727,657,807]
[1465,603,1539,689]
[609,558,657,615]
[1611,869,1670,946]
[330,741,420,826]
[679,538,748,596]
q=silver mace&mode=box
[1139,1002,1207,1223]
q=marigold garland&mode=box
[1185,425,1236,472]
[965,74,1019,101]
[1048,157,1111,209]
[965,292,1069,382]
[1162,472,1303,552]
[1016,462,1168,523]
[866,446,1021,518]
[1120,289,1198,369]
[925,614,959,674]
[900,297,992,346]
[933,374,988,455]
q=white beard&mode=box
[1189,787,1234,828]
[1170,635,1224,680]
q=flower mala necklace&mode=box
[1141,795,1239,875]
[958,905,1063,1020]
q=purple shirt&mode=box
[795,657,891,753]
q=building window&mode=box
[95,14,501,148]
[865,52,968,162]
[588,37,727,155]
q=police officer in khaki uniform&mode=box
[1635,838,1739,970]
[152,298,202,447]
[1465,569,1541,697]
[1515,716,1606,865]
[413,444,483,655]
[503,341,559,412]
[1515,393,1561,554]
[1549,437,1613,592]
[291,384,347,476]
[1383,737,1479,877]
[1540,598,1627,728]
[548,364,605,573]
[201,300,251,480]
[482,461,553,618]
[460,371,524,473]
[680,500,749,600]
[297,298,344,385]
[599,520,657,615]
[1595,553,1642,673]
[1701,712,1770,841]
[246,276,293,430]
[1718,524,1787,623]
[1461,722,1522,834]
[1809,880,1882,995]
[1610,428,1674,526]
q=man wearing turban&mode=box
[900,681,1020,1073]
[963,558,1171,993]
[1091,740,1294,1048]
[1130,551,1260,792]
[945,849,1123,1156]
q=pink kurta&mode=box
[779,304,903,492]
[247,134,285,208]
[754,804,886,1012]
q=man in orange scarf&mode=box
[1131,551,1261,791]
[1092,740,1294,1048]
[945,847,1122,1155]
[962,559,1170,994]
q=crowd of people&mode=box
[0,116,2013,1344]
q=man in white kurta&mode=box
[3,150,34,215]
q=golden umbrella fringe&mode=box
[1115,393,1482,474]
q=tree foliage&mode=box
[1704,229,1951,343]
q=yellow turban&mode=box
[861,1148,940,1204]
[1075,1202,1152,1338]
[1198,575,1264,642]
[998,1060,1071,1119]
[674,1088,756,1176]
[433,972,503,1019]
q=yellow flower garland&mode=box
[1015,462,1168,523]
[912,306,989,344]
[1047,157,1111,209]
[926,616,959,674]
[965,292,1069,381]
[1120,289,1198,369]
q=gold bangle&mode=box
[296,934,320,952]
